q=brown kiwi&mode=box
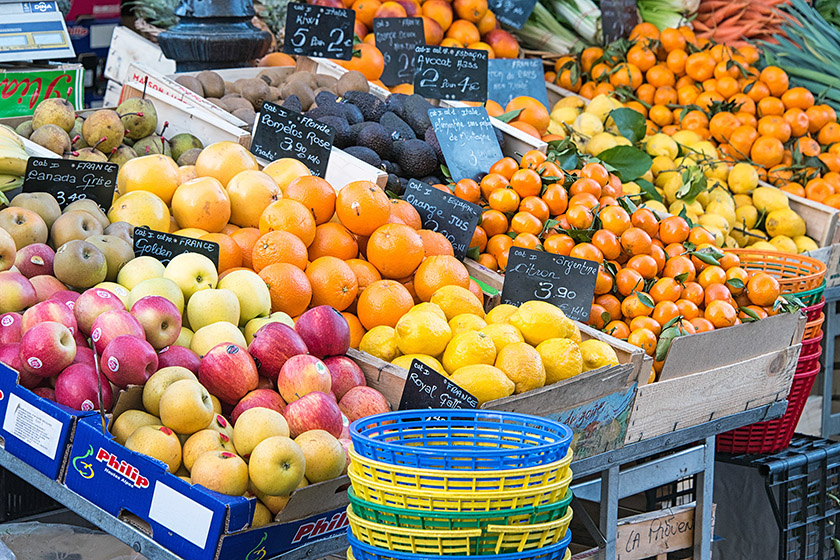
[196,71,225,98]
[224,81,238,94]
[281,80,315,111]
[284,71,318,91]
[268,87,282,101]
[206,97,224,108]
[315,74,339,90]
[224,97,256,112]
[175,75,204,96]
[237,79,270,108]
[232,108,257,126]
[336,71,369,96]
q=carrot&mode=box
[703,3,748,25]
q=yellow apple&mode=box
[186,288,241,331]
[163,253,218,301]
[294,430,345,483]
[191,450,249,496]
[92,282,130,308]
[191,321,247,356]
[217,270,271,326]
[244,312,294,344]
[174,326,193,348]
[129,277,186,314]
[143,366,197,417]
[117,256,166,290]
[125,425,182,473]
[248,436,305,496]
[252,501,273,527]
[159,379,216,435]
[233,408,290,459]
[110,410,160,445]
[182,428,236,471]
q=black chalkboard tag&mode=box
[413,45,488,102]
[399,359,479,411]
[601,0,638,42]
[487,0,539,28]
[501,246,598,322]
[487,58,550,109]
[428,106,503,182]
[403,179,481,260]
[133,227,220,270]
[374,17,425,87]
[250,101,334,177]
[22,157,118,213]
[282,2,355,60]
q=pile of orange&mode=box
[463,95,556,142]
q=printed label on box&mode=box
[149,481,214,548]
[2,393,62,459]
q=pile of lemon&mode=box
[359,287,620,405]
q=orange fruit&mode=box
[357,279,415,329]
[421,16,444,45]
[339,42,385,81]
[747,272,780,306]
[351,0,381,27]
[116,154,180,204]
[283,176,336,225]
[336,181,391,237]
[200,233,242,273]
[343,312,366,348]
[305,256,359,311]
[308,223,359,261]
[259,263,312,316]
[194,141,258,187]
[259,52,295,66]
[453,0,487,21]
[229,227,261,270]
[262,159,310,192]
[423,0,453,30]
[413,255,470,301]
[225,170,282,228]
[505,97,550,136]
[705,300,737,328]
[252,230,309,272]
[367,224,425,279]
[419,229,455,257]
[446,20,480,45]
[170,177,232,233]
[346,258,382,294]
[388,199,422,229]
[258,199,317,245]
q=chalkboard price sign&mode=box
[133,227,220,269]
[487,0,538,28]
[601,0,638,42]
[374,17,425,87]
[487,58,550,109]
[428,106,503,182]
[413,45,488,102]
[399,359,479,411]
[250,101,334,177]
[282,2,355,60]
[22,158,118,212]
[403,179,481,260]
[501,246,598,322]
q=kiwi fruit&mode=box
[175,75,204,96]
[197,71,225,98]
[281,80,315,111]
[237,79,270,108]
[315,74,339,89]
[336,71,369,96]
[268,87,282,101]
[206,97,224,107]
[285,71,318,91]
[224,97,255,112]
[224,81,238,94]
[232,108,257,126]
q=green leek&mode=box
[637,0,698,30]
[516,2,586,53]
[547,0,602,45]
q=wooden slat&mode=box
[616,503,715,560]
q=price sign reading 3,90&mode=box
[282,2,355,60]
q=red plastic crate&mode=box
[804,298,825,322]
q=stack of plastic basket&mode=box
[716,249,826,454]
[346,410,575,560]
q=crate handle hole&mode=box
[118,509,153,537]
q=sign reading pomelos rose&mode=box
[133,226,220,269]
[399,359,478,411]
[250,101,334,178]
[23,157,117,212]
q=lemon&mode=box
[689,140,718,160]
[765,208,806,238]
[486,304,518,324]
[641,201,668,215]
[669,200,703,216]
[553,97,585,111]
[623,181,641,195]
[410,302,446,321]
[574,113,604,137]
[449,314,487,337]
[706,201,736,228]
[707,185,735,208]
[360,326,401,362]
[546,121,568,137]
[671,130,702,148]
[584,94,614,122]
[613,136,632,147]
[392,354,445,374]
[727,163,759,194]
[662,174,683,203]
[442,331,496,374]
[733,194,754,208]
[744,228,770,246]
[450,365,515,405]
[494,342,546,394]
[579,339,620,371]
[698,213,731,235]
[751,241,778,251]
[568,323,582,344]
[550,106,579,125]
[644,133,678,159]
[585,132,617,156]
[770,235,798,253]
[536,338,584,383]
[794,235,819,253]
[430,285,485,320]
[395,311,452,356]
[507,301,572,346]
[480,323,524,352]
[705,161,729,181]
[651,156,676,177]
[723,235,739,248]
[753,186,789,213]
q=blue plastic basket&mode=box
[346,528,572,560]
[349,410,573,470]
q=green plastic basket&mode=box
[796,279,826,306]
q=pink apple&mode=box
[0,312,22,344]
[29,275,66,302]
[90,310,145,356]
[0,343,39,388]
[276,354,331,403]
[157,345,200,374]
[14,243,54,278]
[130,296,182,350]
[55,363,113,412]
[0,271,37,313]
[74,288,125,335]
[19,321,76,378]
[294,306,350,358]
[50,290,80,313]
[32,387,55,401]
[339,386,391,423]
[21,300,77,334]
[198,343,259,405]
[248,322,308,381]
[324,356,366,400]
[284,391,343,438]
[256,376,274,390]
[231,388,286,424]
[71,346,96,368]
[100,335,158,388]
[73,328,89,349]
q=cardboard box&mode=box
[0,65,84,118]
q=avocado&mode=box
[385,93,409,116]
[382,160,403,177]
[345,145,382,168]
[420,176,443,185]
[344,91,386,122]
[340,101,364,126]
[400,95,433,137]
[348,122,370,145]
[306,100,346,120]
[357,123,392,160]
[316,115,351,148]
[315,91,337,106]
[379,111,416,141]
[424,128,445,165]
[494,127,506,152]
[386,173,403,195]
[281,95,302,113]
[393,139,438,178]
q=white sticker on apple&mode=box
[26,357,42,370]
[96,290,111,298]
[81,399,94,411]
[0,316,12,327]
[66,301,74,310]
[107,356,119,372]
[91,327,101,342]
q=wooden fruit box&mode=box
[546,81,587,108]
[758,179,840,247]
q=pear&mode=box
[32,98,76,133]
[15,120,33,139]
[169,133,203,162]
[177,148,202,166]
[68,147,108,162]
[70,117,88,149]
[109,144,137,167]
[133,134,170,157]
[117,98,158,140]
[30,124,71,155]
[82,109,125,154]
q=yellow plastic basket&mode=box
[348,505,573,555]
[348,448,572,493]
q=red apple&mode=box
[276,354,331,403]
[71,346,96,368]
[19,321,76,378]
[90,310,145,356]
[50,290,80,315]
[257,376,274,390]
[14,243,54,278]
[0,343,39,388]
[29,274,66,302]
[248,322,308,381]
[284,391,343,438]
[324,355,366,400]
[100,335,158,388]
[21,299,77,334]
[0,271,37,313]
[157,345,200,374]
[339,386,391,422]
[74,288,125,335]
[198,343,259,405]
[231,388,286,424]
[32,387,55,401]
[0,312,22,344]
[130,296,182,350]
[55,363,113,411]
[73,328,89,349]
[339,417,350,440]
[295,306,350,358]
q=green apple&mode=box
[163,253,218,301]
[244,312,294,344]
[187,288,240,331]
[129,277,186,314]
[174,326,193,348]
[191,321,247,357]
[117,256,166,290]
[217,269,271,326]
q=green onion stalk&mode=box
[516,1,588,53]
[546,0,602,45]
[637,0,698,30]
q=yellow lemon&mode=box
[769,235,798,253]
[108,191,171,231]
[568,323,582,344]
[585,132,616,155]
[410,302,447,321]
[727,162,759,194]
[442,331,497,374]
[485,304,518,324]
[706,201,736,229]
[395,311,452,356]
[480,323,524,353]
[578,339,619,371]
[449,314,487,337]
[735,205,758,229]
[644,133,678,159]
[751,241,778,251]
[430,285,485,320]
[392,354,445,374]
[494,342,546,394]
[536,338,583,383]
[794,235,819,253]
[507,301,572,346]
[574,112,604,137]
[360,326,401,362]
[733,194,753,208]
[765,208,806,238]
[752,186,789,213]
[553,96,585,110]
[450,365,515,405]
[583,94,614,122]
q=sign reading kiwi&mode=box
[487,0,539,28]
[399,359,478,412]
[428,106,503,182]
[413,45,488,102]
[501,247,598,322]
[282,2,355,60]
[373,17,425,87]
[403,179,481,260]
[250,101,335,177]
[487,58,550,109]
[132,226,220,269]
[22,157,117,212]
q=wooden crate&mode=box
[546,81,587,108]
[757,180,840,247]
[616,503,715,560]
